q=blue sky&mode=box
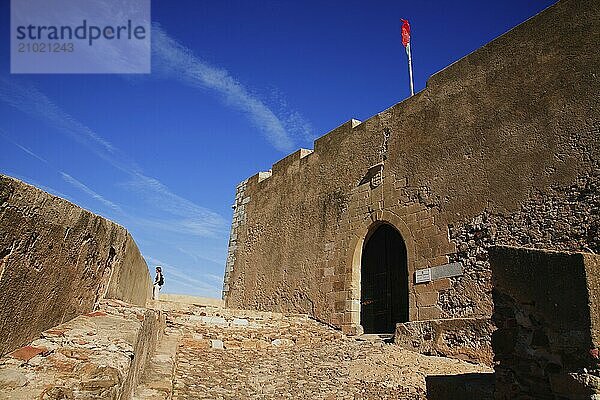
[0,0,555,298]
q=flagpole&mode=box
[401,19,414,97]
[407,42,414,96]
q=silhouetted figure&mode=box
[153,266,164,300]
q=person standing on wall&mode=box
[153,266,164,300]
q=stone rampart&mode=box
[0,174,152,356]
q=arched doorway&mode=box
[360,223,409,333]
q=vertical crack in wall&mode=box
[377,127,392,210]
[94,245,117,307]
[379,127,390,163]
[0,241,16,283]
[223,179,249,302]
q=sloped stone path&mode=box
[0,299,491,399]
[144,300,490,399]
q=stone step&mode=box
[356,333,395,343]
[132,328,182,400]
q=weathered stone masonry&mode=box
[0,175,152,356]
[222,178,249,299]
[224,0,599,335]
[491,246,600,399]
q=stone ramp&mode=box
[0,299,163,399]
[145,300,491,399]
[0,299,493,398]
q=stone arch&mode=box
[343,210,417,335]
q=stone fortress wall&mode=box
[0,175,152,356]
[223,0,599,335]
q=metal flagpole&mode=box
[406,42,414,96]
[401,19,414,97]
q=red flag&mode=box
[401,19,410,48]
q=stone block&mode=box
[433,278,452,291]
[429,255,449,267]
[414,281,437,294]
[418,306,442,320]
[271,338,294,347]
[396,318,495,365]
[342,324,363,336]
[9,345,46,362]
[410,306,419,322]
[403,213,417,223]
[491,246,600,398]
[427,232,449,248]
[202,316,228,326]
[231,318,249,327]
[416,292,439,307]
[426,373,494,400]
[394,177,408,189]
[345,299,360,312]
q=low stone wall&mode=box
[490,245,600,399]
[0,175,152,356]
[0,299,164,399]
[394,318,495,366]
[103,300,165,399]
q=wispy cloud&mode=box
[1,133,126,217]
[0,130,48,164]
[60,172,123,213]
[121,173,224,235]
[176,246,224,266]
[14,143,47,163]
[0,77,226,238]
[152,24,313,152]
[0,77,116,155]
[270,88,316,143]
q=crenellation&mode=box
[257,170,272,182]
[299,148,313,159]
[313,119,361,153]
[271,148,307,174]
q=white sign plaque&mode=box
[415,268,432,284]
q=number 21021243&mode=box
[18,42,74,53]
